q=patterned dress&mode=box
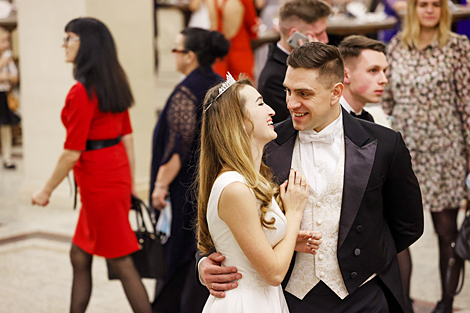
[381,33,470,212]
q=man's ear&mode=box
[344,67,350,85]
[288,28,299,38]
[331,82,344,105]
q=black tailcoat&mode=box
[350,108,375,122]
[264,108,424,312]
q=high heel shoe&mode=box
[3,159,16,169]
[431,299,453,313]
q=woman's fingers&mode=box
[294,169,302,185]
[288,170,308,189]
[307,239,322,250]
[152,188,168,210]
[295,231,322,254]
[279,180,287,199]
[282,170,310,214]
[288,168,296,185]
[31,190,50,207]
[301,173,309,189]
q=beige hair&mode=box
[196,78,279,254]
[402,0,451,48]
[279,0,332,37]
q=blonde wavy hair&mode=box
[196,78,279,254]
[402,0,451,49]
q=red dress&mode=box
[213,0,258,80]
[61,82,139,259]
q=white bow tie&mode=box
[299,131,335,144]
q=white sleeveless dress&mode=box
[202,171,290,313]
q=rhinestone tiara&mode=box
[204,72,236,113]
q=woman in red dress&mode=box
[31,18,151,313]
[207,0,259,80]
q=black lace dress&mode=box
[149,66,222,310]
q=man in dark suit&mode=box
[337,35,389,123]
[199,42,424,312]
[339,35,415,313]
[258,0,332,124]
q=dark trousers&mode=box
[285,277,390,313]
[152,258,209,313]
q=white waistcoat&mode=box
[285,137,349,300]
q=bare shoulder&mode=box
[219,181,254,204]
[218,181,257,220]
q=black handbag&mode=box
[455,210,470,261]
[445,209,470,295]
[107,196,167,280]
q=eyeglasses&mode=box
[171,48,188,54]
[63,36,80,45]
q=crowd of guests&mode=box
[28,0,469,312]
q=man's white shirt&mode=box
[299,111,343,194]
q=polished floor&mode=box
[0,148,469,312]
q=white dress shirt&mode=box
[298,111,343,195]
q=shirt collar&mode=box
[340,96,362,115]
[299,110,343,142]
[277,41,291,55]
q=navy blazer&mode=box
[264,108,424,312]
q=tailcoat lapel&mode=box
[267,111,378,249]
[265,118,297,184]
[338,108,377,249]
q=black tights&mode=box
[431,208,464,303]
[69,244,151,313]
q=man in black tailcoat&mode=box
[199,43,423,313]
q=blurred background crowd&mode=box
[0,0,469,312]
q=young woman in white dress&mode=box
[196,75,315,313]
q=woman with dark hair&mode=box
[149,27,229,313]
[381,0,470,311]
[31,18,151,313]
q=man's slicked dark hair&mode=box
[280,0,332,24]
[338,35,386,62]
[287,42,344,88]
[65,17,133,113]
